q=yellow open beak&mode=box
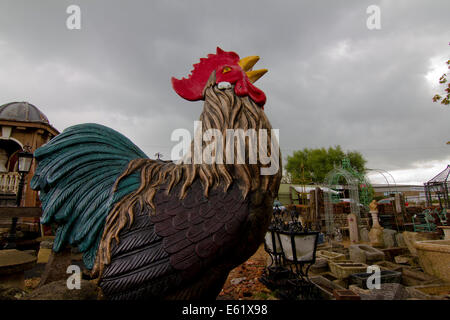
[238,55,268,83]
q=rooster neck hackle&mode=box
[93,72,282,277]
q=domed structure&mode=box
[0,101,58,210]
[0,102,49,124]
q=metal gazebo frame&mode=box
[424,165,450,210]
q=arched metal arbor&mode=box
[323,158,372,237]
[366,168,399,197]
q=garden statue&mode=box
[369,199,377,213]
[31,47,282,300]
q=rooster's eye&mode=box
[222,66,232,74]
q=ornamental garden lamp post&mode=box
[261,206,291,289]
[3,150,33,249]
[264,206,287,274]
[277,221,319,300]
[262,207,320,299]
[277,227,319,280]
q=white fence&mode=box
[0,172,20,193]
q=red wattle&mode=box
[246,80,267,108]
[234,78,266,108]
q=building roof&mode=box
[278,183,340,194]
[293,186,339,194]
[372,184,424,192]
[426,165,450,184]
[0,102,50,124]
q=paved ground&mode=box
[218,245,278,300]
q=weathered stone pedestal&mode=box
[368,201,384,248]
[0,249,37,289]
[347,213,359,244]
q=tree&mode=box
[285,145,367,184]
[432,46,450,145]
[432,45,449,105]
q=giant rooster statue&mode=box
[31,47,282,299]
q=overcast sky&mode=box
[0,0,449,185]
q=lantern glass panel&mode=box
[293,234,317,262]
[18,154,33,173]
[279,233,317,262]
[264,231,283,254]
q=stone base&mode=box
[382,247,409,262]
[329,261,368,280]
[359,227,370,243]
[0,249,36,290]
[383,229,398,248]
[369,227,384,248]
[349,244,385,264]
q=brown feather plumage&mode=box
[93,71,282,282]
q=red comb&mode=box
[172,47,240,101]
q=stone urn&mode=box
[413,240,450,282]
[403,231,441,256]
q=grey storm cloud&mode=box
[0,0,449,183]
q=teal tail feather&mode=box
[31,123,148,269]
